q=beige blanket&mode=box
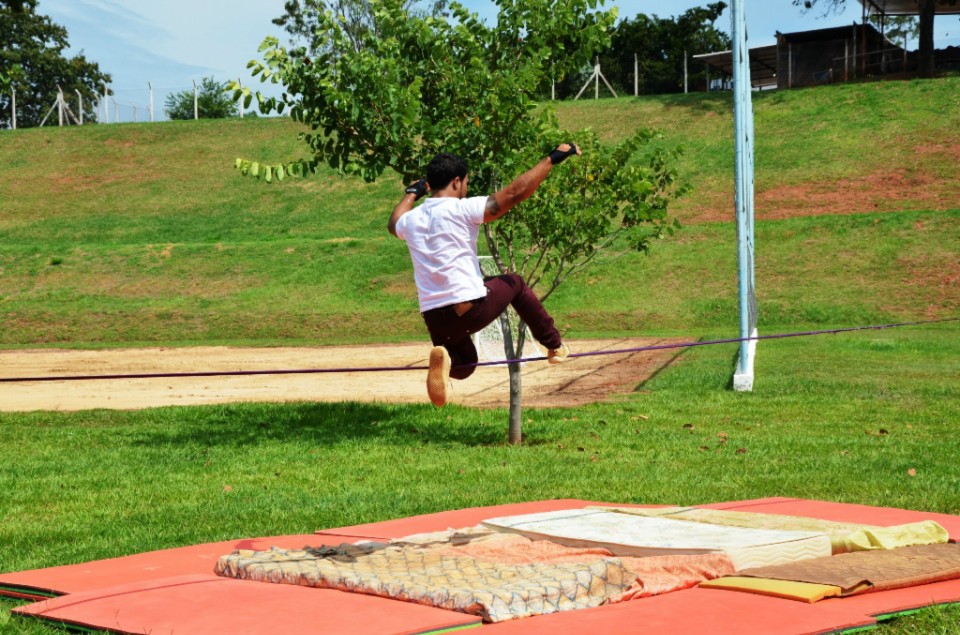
[215,531,733,622]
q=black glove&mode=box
[548,143,579,165]
[405,178,428,200]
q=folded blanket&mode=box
[734,543,960,595]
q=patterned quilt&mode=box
[215,531,733,622]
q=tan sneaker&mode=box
[548,343,570,364]
[426,346,451,406]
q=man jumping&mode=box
[388,144,580,406]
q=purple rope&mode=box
[1,317,955,383]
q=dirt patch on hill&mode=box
[681,161,957,224]
[0,338,685,412]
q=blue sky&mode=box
[42,0,960,121]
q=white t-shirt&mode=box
[395,196,488,312]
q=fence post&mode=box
[634,53,638,96]
[595,59,599,99]
[57,86,64,126]
[149,82,154,122]
[684,49,689,94]
[75,89,83,125]
[193,80,199,120]
[11,87,15,130]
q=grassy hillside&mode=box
[0,77,957,347]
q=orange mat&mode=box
[0,533,337,601]
[6,498,960,635]
[14,574,483,635]
[479,586,875,633]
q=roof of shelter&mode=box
[777,23,889,44]
[692,45,779,87]
[859,0,960,15]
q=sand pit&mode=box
[0,338,685,412]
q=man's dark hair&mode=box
[426,153,468,190]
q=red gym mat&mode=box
[480,586,877,634]
[14,574,482,635]
[7,498,960,635]
[0,533,332,601]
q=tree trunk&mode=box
[508,361,523,445]
[918,0,937,78]
[497,312,524,445]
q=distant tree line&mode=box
[3,0,954,129]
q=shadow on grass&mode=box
[136,400,506,449]
[654,91,732,113]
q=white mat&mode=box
[482,509,833,571]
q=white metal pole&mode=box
[11,87,15,130]
[594,62,599,100]
[149,82,154,122]
[75,89,83,125]
[684,50,689,93]
[193,80,199,120]
[634,53,638,96]
[732,0,757,391]
[551,79,555,101]
[113,99,119,123]
[133,105,137,123]
[103,83,109,123]
[57,86,64,126]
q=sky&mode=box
[41,0,960,121]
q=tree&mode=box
[235,0,685,443]
[0,0,111,128]
[164,77,239,120]
[795,0,958,78]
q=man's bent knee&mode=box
[450,364,476,381]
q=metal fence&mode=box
[3,79,250,129]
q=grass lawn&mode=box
[1,77,959,633]
[1,324,959,633]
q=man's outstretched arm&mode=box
[483,143,580,223]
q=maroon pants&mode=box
[420,274,563,380]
